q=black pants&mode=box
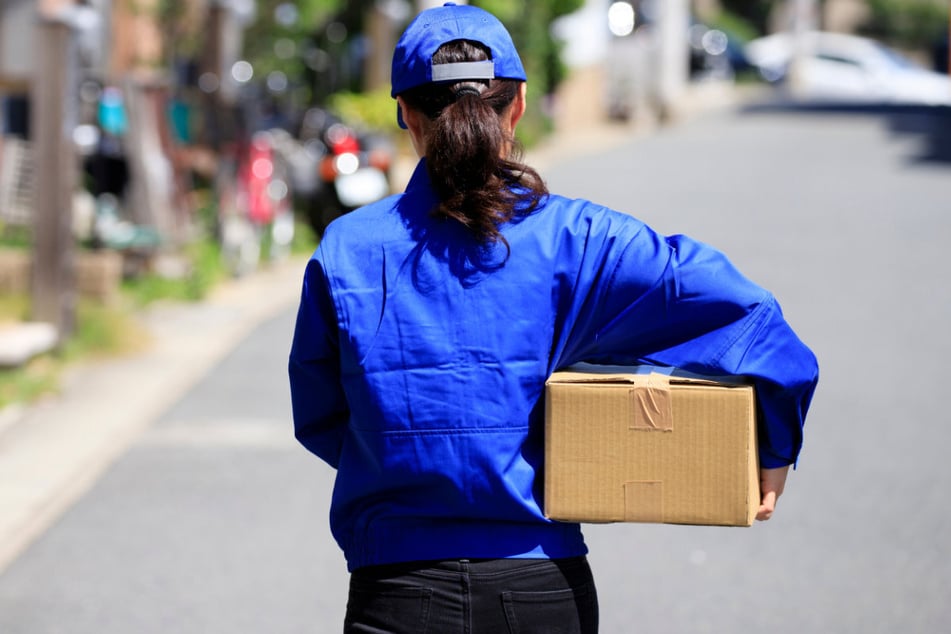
[344,556,599,634]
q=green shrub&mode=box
[121,239,224,307]
[0,356,61,409]
[0,294,148,409]
[329,87,402,135]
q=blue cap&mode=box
[391,2,526,129]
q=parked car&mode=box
[745,31,951,106]
[932,34,949,75]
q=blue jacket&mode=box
[289,160,818,572]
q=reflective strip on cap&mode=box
[431,60,495,82]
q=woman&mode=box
[289,3,818,633]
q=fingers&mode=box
[756,490,777,521]
[756,466,790,522]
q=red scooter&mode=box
[294,108,393,236]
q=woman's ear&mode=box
[397,96,427,157]
[509,83,528,131]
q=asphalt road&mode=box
[549,103,951,634]
[1,103,949,633]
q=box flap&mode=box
[547,363,748,388]
[548,366,674,431]
[546,363,656,385]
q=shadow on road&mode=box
[741,101,951,165]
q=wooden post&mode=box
[30,14,79,338]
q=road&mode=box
[1,103,949,633]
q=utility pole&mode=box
[787,0,817,97]
[655,0,689,123]
[31,3,81,339]
[364,6,391,91]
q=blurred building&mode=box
[0,0,233,253]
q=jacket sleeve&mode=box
[288,255,348,469]
[571,225,818,468]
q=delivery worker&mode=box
[288,3,819,632]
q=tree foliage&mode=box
[241,0,345,81]
[717,0,775,36]
[860,0,949,49]
[236,0,586,142]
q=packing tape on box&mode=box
[624,481,664,523]
[628,372,673,431]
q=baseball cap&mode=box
[391,2,527,129]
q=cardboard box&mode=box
[544,365,759,527]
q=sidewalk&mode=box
[0,256,307,573]
[0,74,755,575]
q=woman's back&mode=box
[289,4,817,631]
[310,161,655,570]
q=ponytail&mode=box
[399,40,548,250]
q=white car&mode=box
[745,31,951,106]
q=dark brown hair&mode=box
[399,40,548,250]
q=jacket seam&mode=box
[711,291,774,367]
